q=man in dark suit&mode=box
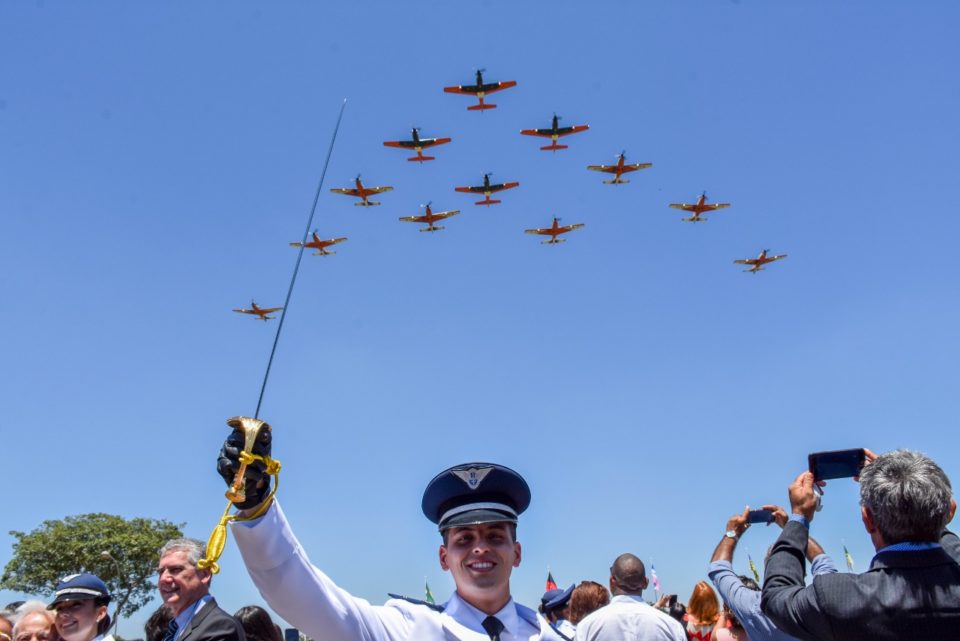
[761,449,960,641]
[157,538,245,641]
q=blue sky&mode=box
[4,0,960,636]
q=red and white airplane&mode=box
[399,203,460,232]
[735,249,787,273]
[383,128,452,162]
[443,69,517,111]
[668,193,731,222]
[454,173,520,206]
[289,231,347,256]
[520,114,589,151]
[330,176,394,206]
[232,301,283,321]
[524,217,585,244]
[587,152,652,184]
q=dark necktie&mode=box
[162,619,179,641]
[481,615,504,641]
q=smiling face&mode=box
[158,549,211,616]
[53,600,105,641]
[438,521,521,614]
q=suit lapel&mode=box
[178,597,216,641]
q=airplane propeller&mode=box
[421,201,432,209]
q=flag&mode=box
[747,554,761,584]
[650,564,661,593]
[843,545,855,572]
[546,570,558,591]
[424,579,435,605]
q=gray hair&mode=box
[159,538,206,566]
[859,449,953,543]
[11,603,54,636]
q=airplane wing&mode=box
[455,186,486,194]
[524,228,550,235]
[383,140,417,149]
[258,307,283,314]
[587,165,618,173]
[325,237,348,246]
[232,308,254,314]
[369,186,394,194]
[669,204,694,211]
[481,80,517,94]
[289,242,305,248]
[419,137,452,148]
[623,163,653,172]
[331,188,360,196]
[444,84,482,95]
[434,209,460,220]
[705,203,731,211]
[767,254,787,262]
[399,215,425,223]
[555,125,589,137]
[733,259,756,266]
[491,181,519,192]
[561,223,585,232]
[520,128,553,137]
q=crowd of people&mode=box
[2,446,957,641]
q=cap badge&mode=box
[60,573,81,583]
[452,466,493,490]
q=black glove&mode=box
[217,422,272,510]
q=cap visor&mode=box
[440,508,517,531]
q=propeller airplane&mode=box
[520,114,589,151]
[289,231,347,256]
[668,193,731,222]
[524,217,585,244]
[734,249,787,273]
[454,173,520,206]
[232,301,284,321]
[587,152,652,184]
[330,176,394,206]
[399,202,460,233]
[443,69,517,111]
[383,127,452,162]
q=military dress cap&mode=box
[47,573,110,608]
[541,588,563,608]
[544,584,575,610]
[422,462,531,531]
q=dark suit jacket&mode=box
[179,598,246,641]
[760,521,960,641]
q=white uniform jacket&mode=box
[231,501,564,641]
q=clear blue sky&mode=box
[4,0,960,636]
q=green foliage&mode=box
[2,513,184,618]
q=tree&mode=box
[2,513,184,618]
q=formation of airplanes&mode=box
[235,70,786,320]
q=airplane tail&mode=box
[475,198,501,206]
[314,250,335,256]
[468,103,497,111]
[603,178,629,185]
[682,216,707,223]
[355,200,380,206]
[409,155,435,162]
[420,226,444,232]
[541,144,568,151]
[542,238,566,245]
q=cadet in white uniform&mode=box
[216,435,563,641]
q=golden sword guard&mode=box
[225,416,271,504]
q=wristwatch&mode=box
[724,529,739,540]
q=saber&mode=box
[201,100,347,574]
[255,98,348,420]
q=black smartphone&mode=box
[747,508,774,524]
[808,448,867,481]
[668,594,677,607]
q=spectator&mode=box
[12,604,56,641]
[539,586,576,640]
[761,449,960,641]
[232,607,281,641]
[708,505,836,641]
[684,582,718,641]
[568,582,609,625]
[158,538,245,641]
[712,604,746,641]
[143,607,173,641]
[46,574,113,641]
[574,554,685,641]
[1,612,13,641]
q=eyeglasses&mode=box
[1,632,12,641]
[15,633,52,641]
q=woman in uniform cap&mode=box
[47,574,113,641]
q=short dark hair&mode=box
[233,606,282,641]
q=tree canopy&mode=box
[2,513,184,617]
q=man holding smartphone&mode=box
[708,505,836,641]
[761,449,960,641]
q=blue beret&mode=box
[422,462,531,531]
[48,573,110,608]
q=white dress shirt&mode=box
[574,595,686,641]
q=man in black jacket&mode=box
[761,449,960,641]
[157,539,245,641]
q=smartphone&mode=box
[808,448,867,481]
[667,594,677,607]
[747,508,774,524]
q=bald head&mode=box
[610,553,648,595]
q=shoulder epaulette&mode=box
[386,593,445,612]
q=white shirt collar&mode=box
[450,592,522,638]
